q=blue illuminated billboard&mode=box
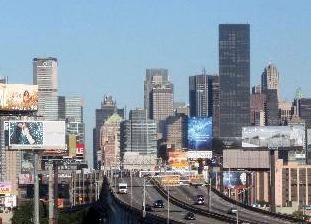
[187,117,212,150]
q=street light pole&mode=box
[209,177,212,211]
[236,209,239,224]
[167,186,170,224]
[143,177,146,218]
[130,168,133,207]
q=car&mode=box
[196,198,204,205]
[227,208,238,214]
[153,199,164,208]
[196,195,204,200]
[185,212,196,220]
[144,204,153,212]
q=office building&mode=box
[174,102,189,116]
[99,113,123,169]
[189,74,220,137]
[250,86,266,126]
[120,109,157,155]
[163,114,187,149]
[298,98,311,128]
[219,24,250,139]
[144,68,169,118]
[279,101,292,125]
[261,63,280,100]
[265,89,280,126]
[93,96,124,168]
[33,57,58,121]
[150,83,174,129]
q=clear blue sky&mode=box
[1,0,311,166]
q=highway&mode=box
[112,177,226,224]
[169,184,295,224]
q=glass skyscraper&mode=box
[219,24,250,139]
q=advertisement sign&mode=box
[76,143,85,155]
[0,84,38,111]
[6,121,66,150]
[4,195,17,208]
[188,117,213,150]
[57,198,64,208]
[189,174,205,185]
[223,171,247,189]
[19,174,34,185]
[159,175,180,186]
[168,151,188,168]
[0,182,11,194]
[242,125,305,148]
[187,151,212,159]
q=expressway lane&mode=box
[170,185,295,224]
[114,177,226,224]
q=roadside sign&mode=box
[159,175,180,186]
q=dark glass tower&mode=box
[219,24,250,139]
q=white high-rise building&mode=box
[261,63,280,100]
[33,57,58,120]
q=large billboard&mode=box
[223,171,247,189]
[242,125,305,148]
[168,151,188,169]
[0,84,38,111]
[188,117,213,150]
[5,121,66,150]
[0,182,12,194]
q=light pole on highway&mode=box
[130,168,133,207]
[167,186,170,224]
[143,177,146,218]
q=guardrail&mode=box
[211,187,302,223]
[106,177,184,224]
[150,178,249,224]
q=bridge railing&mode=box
[210,187,302,223]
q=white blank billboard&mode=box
[6,121,65,150]
[242,125,305,148]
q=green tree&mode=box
[292,210,309,221]
[11,201,48,224]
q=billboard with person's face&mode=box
[0,84,38,111]
[5,121,65,150]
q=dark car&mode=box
[195,195,204,205]
[227,208,238,214]
[153,199,164,208]
[144,204,153,212]
[185,212,196,220]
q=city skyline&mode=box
[1,1,311,166]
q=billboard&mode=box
[188,117,213,150]
[168,151,188,168]
[159,175,180,186]
[0,84,38,111]
[223,171,247,189]
[68,135,77,157]
[19,174,34,185]
[0,182,11,194]
[6,121,66,150]
[242,125,305,148]
[76,143,85,155]
[187,151,212,159]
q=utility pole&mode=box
[130,168,133,207]
[143,177,146,218]
[48,163,55,224]
[33,152,40,224]
[167,186,170,224]
[209,177,212,211]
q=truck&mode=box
[118,183,128,194]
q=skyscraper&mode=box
[219,24,250,139]
[120,108,157,155]
[33,57,58,121]
[261,63,280,100]
[250,86,266,126]
[93,96,124,168]
[189,74,220,137]
[144,68,169,118]
[99,113,123,169]
[264,89,280,126]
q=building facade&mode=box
[120,109,157,156]
[261,63,280,100]
[189,74,220,137]
[219,24,250,140]
[163,114,187,149]
[33,57,58,121]
[250,87,266,126]
[99,114,123,169]
[144,68,169,118]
